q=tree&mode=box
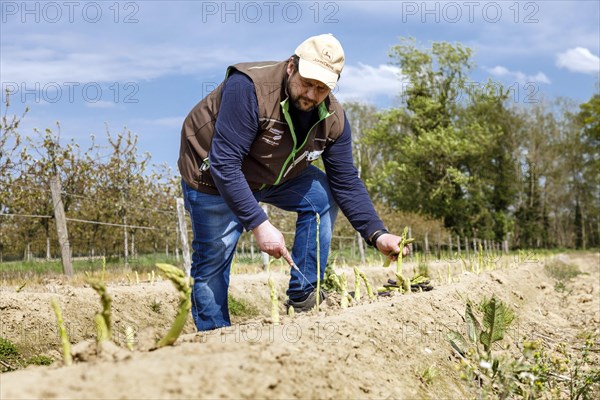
[343,101,380,187]
[365,39,519,240]
[574,93,600,247]
[102,127,150,265]
[0,91,28,261]
[456,85,521,241]
[343,102,380,263]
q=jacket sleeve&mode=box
[322,112,385,240]
[209,72,268,231]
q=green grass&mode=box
[25,355,53,366]
[0,337,19,358]
[149,299,163,314]
[417,261,431,277]
[0,336,54,373]
[417,365,439,386]
[0,253,182,282]
[232,244,387,269]
[228,295,259,319]
[544,260,582,282]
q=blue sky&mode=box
[1,0,599,170]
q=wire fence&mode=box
[1,178,510,268]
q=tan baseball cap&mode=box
[295,34,345,89]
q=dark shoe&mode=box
[285,289,327,312]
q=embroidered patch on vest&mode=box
[261,127,283,147]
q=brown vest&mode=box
[178,60,345,194]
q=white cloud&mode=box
[0,36,242,85]
[556,47,600,74]
[486,66,551,84]
[334,63,404,103]
[488,66,510,77]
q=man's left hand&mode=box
[375,233,410,261]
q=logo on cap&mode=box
[295,34,345,89]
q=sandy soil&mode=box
[1,253,598,399]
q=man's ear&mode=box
[286,58,294,76]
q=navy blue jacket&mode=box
[210,71,385,239]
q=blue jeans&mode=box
[181,166,338,331]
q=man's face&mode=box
[286,59,332,112]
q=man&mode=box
[178,34,409,331]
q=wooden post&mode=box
[408,226,414,261]
[424,232,430,260]
[175,222,180,262]
[465,237,470,258]
[457,235,461,256]
[50,176,73,277]
[123,215,129,268]
[24,243,31,262]
[176,197,192,276]
[131,232,136,259]
[448,235,453,258]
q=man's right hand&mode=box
[252,220,295,267]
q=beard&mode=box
[286,73,317,112]
[291,95,317,112]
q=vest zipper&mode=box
[268,99,334,187]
